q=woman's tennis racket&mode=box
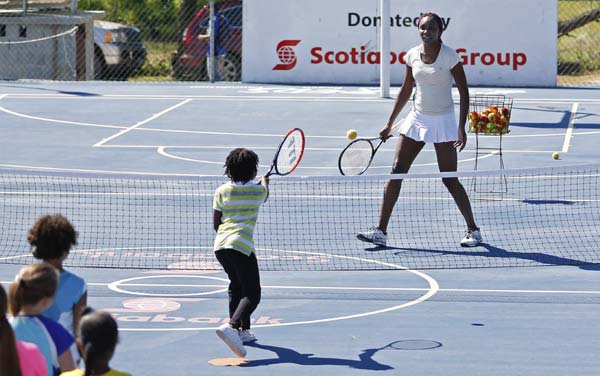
[265,128,305,177]
[338,121,402,176]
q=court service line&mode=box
[0,105,123,129]
[0,163,222,177]
[1,104,594,139]
[562,102,578,153]
[137,144,559,153]
[157,146,498,168]
[5,93,600,104]
[6,280,595,295]
[93,99,192,147]
[82,282,600,295]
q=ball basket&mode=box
[468,95,513,135]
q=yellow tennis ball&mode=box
[552,152,560,160]
[347,129,357,140]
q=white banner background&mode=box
[242,0,557,86]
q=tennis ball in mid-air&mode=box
[552,152,560,160]
[347,129,358,140]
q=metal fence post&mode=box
[208,0,216,82]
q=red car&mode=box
[172,1,242,81]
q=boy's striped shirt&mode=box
[213,181,267,256]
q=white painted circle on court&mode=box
[105,247,439,331]
[108,275,229,297]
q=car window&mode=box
[199,17,210,29]
[221,6,242,28]
[192,16,209,36]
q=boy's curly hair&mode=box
[28,214,78,260]
[224,148,259,183]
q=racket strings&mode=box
[339,140,375,175]
[275,130,305,175]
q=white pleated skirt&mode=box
[398,110,458,143]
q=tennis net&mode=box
[0,164,599,270]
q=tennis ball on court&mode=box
[552,152,560,160]
[347,129,358,140]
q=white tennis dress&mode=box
[398,44,461,143]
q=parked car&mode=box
[172,1,242,81]
[93,20,147,80]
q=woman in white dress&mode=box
[357,12,482,247]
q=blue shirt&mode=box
[43,270,86,336]
[11,315,74,376]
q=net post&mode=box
[379,0,390,98]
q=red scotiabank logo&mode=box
[273,40,301,71]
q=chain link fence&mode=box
[0,0,598,86]
[558,0,600,85]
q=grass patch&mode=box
[558,0,600,85]
[132,41,178,81]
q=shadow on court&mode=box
[242,341,404,370]
[0,84,100,97]
[364,244,600,270]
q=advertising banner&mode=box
[243,0,557,86]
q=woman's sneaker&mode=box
[356,227,387,246]
[216,323,246,357]
[461,228,482,247]
[240,330,257,343]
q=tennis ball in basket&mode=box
[347,129,358,140]
[552,152,560,160]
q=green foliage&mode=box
[135,41,176,79]
[558,0,600,76]
[79,0,196,42]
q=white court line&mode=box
[4,93,600,104]
[0,105,123,129]
[2,103,596,139]
[157,146,499,168]
[0,163,222,177]
[93,99,192,147]
[562,102,578,153]
[149,145,558,153]
[3,280,597,295]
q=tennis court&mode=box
[1,82,599,375]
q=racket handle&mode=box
[264,164,275,178]
[382,118,404,141]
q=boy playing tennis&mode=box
[213,148,269,357]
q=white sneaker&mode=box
[357,227,387,246]
[461,228,482,247]
[240,330,257,343]
[216,324,246,357]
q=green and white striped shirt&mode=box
[213,181,268,256]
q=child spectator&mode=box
[1,283,47,376]
[213,148,269,357]
[28,215,87,364]
[9,263,75,376]
[60,308,130,376]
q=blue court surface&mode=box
[1,82,599,375]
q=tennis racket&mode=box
[338,121,402,176]
[265,128,305,177]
